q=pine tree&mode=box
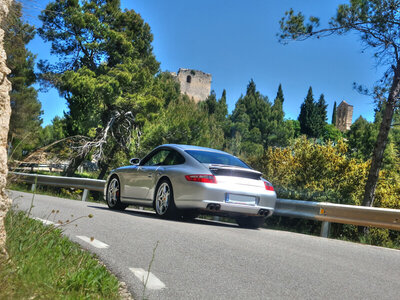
[332,101,337,125]
[298,87,319,138]
[4,2,42,159]
[38,0,161,177]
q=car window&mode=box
[142,149,185,166]
[142,149,170,166]
[163,150,185,165]
[185,150,250,169]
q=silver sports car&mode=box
[104,144,276,228]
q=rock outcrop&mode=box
[0,0,12,251]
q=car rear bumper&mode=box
[201,200,274,217]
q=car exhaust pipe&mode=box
[258,209,269,217]
[207,204,221,211]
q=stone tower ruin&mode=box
[336,100,353,131]
[171,68,212,102]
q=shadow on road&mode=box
[87,205,239,229]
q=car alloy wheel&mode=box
[154,179,177,218]
[107,176,127,210]
[155,182,170,215]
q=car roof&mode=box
[160,144,229,155]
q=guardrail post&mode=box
[320,221,331,238]
[81,189,89,202]
[31,183,36,192]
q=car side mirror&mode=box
[129,158,140,165]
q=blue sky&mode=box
[22,0,384,126]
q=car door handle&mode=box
[147,173,153,178]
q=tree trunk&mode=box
[362,64,400,207]
[97,161,109,180]
[63,152,86,177]
[97,143,119,179]
[0,0,13,252]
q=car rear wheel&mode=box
[154,179,178,219]
[180,210,199,220]
[235,216,265,229]
[106,176,128,210]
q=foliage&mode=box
[331,101,337,125]
[0,210,120,299]
[4,2,42,159]
[298,87,320,138]
[347,116,378,160]
[38,0,162,177]
[250,136,400,247]
[323,124,343,142]
[138,97,225,157]
[279,0,400,207]
[39,116,67,146]
[230,80,294,156]
[249,137,369,205]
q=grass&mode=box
[0,209,121,299]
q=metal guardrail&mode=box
[9,172,400,236]
[9,172,105,201]
[274,199,400,236]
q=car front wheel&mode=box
[106,176,128,211]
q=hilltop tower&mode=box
[336,100,353,131]
[171,68,212,102]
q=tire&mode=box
[235,216,265,229]
[180,209,199,220]
[153,179,178,219]
[106,176,128,211]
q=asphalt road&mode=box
[9,190,400,300]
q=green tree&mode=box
[323,124,343,142]
[332,101,337,125]
[4,2,42,159]
[40,116,67,146]
[38,0,161,178]
[230,80,271,154]
[140,98,224,155]
[269,84,294,146]
[215,89,228,123]
[347,116,378,160]
[298,87,320,138]
[316,94,328,136]
[279,0,400,206]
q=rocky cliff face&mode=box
[0,0,12,250]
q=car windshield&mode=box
[185,150,250,169]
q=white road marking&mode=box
[129,268,166,290]
[34,217,55,225]
[76,235,110,249]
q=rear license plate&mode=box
[226,194,257,205]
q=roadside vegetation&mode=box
[0,209,121,299]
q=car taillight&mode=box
[185,174,217,183]
[264,181,274,191]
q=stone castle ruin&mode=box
[336,100,353,132]
[171,68,212,102]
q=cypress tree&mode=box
[316,94,328,137]
[332,101,337,125]
[272,84,284,122]
[298,87,319,137]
